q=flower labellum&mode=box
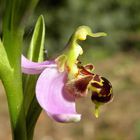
[90,75,113,118]
[22,25,113,122]
[78,63,113,117]
[64,75,93,98]
[91,76,113,104]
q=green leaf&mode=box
[3,0,39,31]
[1,1,40,139]
[0,39,28,140]
[27,15,45,62]
[0,39,11,78]
[23,15,45,139]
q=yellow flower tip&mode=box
[94,104,100,118]
[94,111,99,118]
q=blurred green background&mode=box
[0,0,140,140]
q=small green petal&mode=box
[55,54,67,72]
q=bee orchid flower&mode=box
[22,26,113,123]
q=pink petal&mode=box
[36,68,81,123]
[21,55,57,74]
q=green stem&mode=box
[2,30,27,140]
[2,74,27,140]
